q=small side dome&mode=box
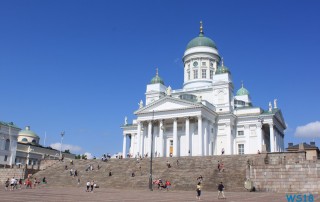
[216,59,230,74]
[236,82,250,96]
[186,21,217,50]
[150,68,164,85]
[18,126,39,138]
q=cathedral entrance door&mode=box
[170,140,173,156]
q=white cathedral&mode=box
[121,22,286,158]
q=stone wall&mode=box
[0,168,25,183]
[249,151,320,193]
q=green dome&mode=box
[186,22,217,50]
[150,68,164,85]
[151,75,164,85]
[216,60,230,74]
[18,126,39,138]
[186,33,217,50]
[236,84,250,96]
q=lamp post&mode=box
[149,110,154,191]
[60,131,65,158]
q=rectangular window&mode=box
[202,62,206,66]
[210,70,213,79]
[4,155,7,161]
[238,131,244,136]
[187,71,190,80]
[238,144,244,155]
[193,70,198,79]
[188,64,190,68]
[202,69,206,78]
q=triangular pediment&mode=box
[274,109,286,129]
[135,96,201,114]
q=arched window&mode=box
[32,139,37,143]
[5,139,10,150]
[22,138,28,142]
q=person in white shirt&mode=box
[86,181,90,192]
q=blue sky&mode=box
[0,0,319,157]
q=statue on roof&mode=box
[274,99,278,109]
[166,86,172,96]
[268,102,272,112]
[124,116,128,125]
[139,100,143,109]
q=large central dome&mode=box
[186,22,217,50]
[186,33,217,50]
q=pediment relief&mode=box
[135,96,201,114]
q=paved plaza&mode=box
[1,186,319,202]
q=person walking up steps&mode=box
[218,182,226,199]
[86,181,90,192]
[196,182,202,200]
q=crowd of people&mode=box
[4,176,47,191]
[3,155,231,200]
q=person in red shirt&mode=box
[165,180,171,191]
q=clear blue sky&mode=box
[1,0,319,157]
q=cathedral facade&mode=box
[121,23,286,158]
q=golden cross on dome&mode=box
[200,21,203,34]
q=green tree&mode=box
[81,154,87,160]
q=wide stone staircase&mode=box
[32,155,256,191]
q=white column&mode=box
[270,124,275,152]
[198,116,203,156]
[275,131,278,152]
[208,122,213,155]
[245,125,250,154]
[159,120,164,157]
[185,117,190,156]
[137,122,141,157]
[173,118,178,157]
[141,124,146,156]
[130,134,134,156]
[122,134,127,158]
[148,121,152,157]
[226,123,231,154]
[203,119,208,156]
[256,123,262,152]
[281,134,284,151]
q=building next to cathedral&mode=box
[121,22,286,158]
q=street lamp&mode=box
[60,131,65,158]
